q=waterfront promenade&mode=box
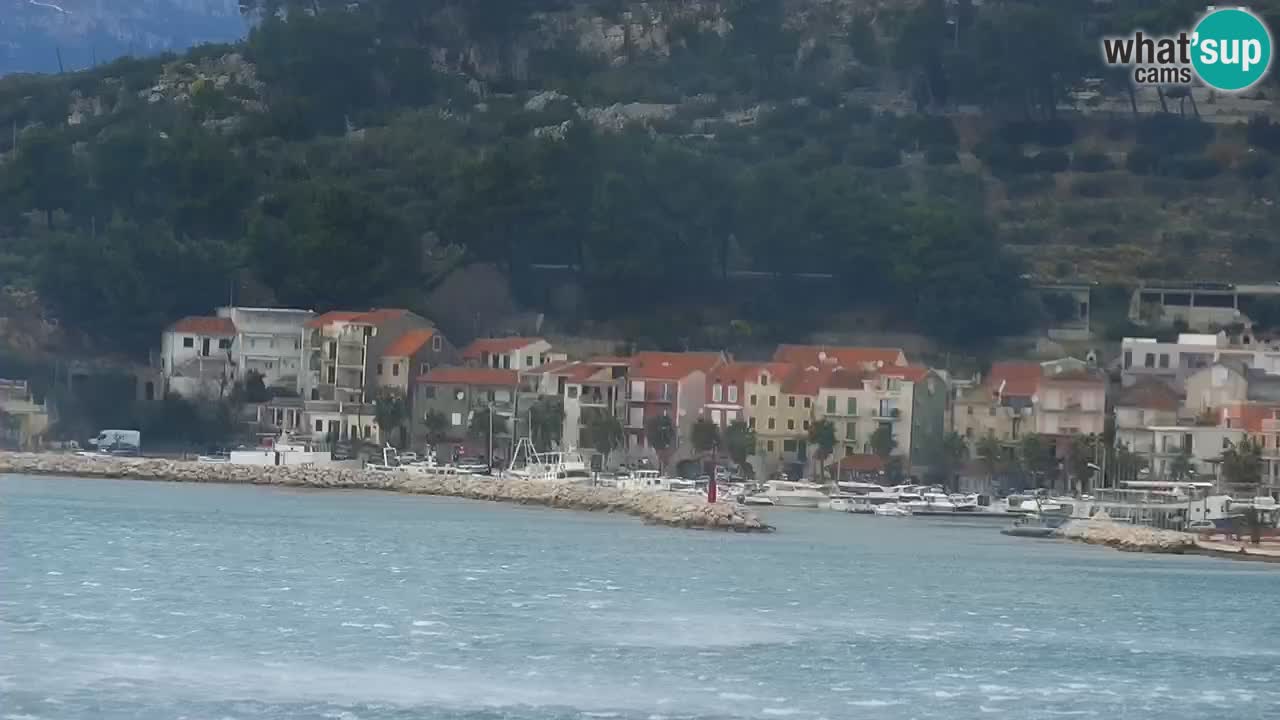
[0,452,772,532]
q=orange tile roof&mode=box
[878,366,930,383]
[821,367,868,391]
[462,337,545,360]
[1116,379,1181,411]
[170,316,236,335]
[1226,403,1273,433]
[988,362,1042,397]
[382,329,436,358]
[305,308,412,329]
[781,364,832,396]
[629,351,724,380]
[417,367,519,386]
[708,362,765,386]
[305,311,363,329]
[774,345,906,368]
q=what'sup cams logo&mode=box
[1102,5,1273,91]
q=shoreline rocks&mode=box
[1058,514,1194,554]
[0,452,774,533]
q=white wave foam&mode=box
[412,620,446,627]
[845,699,901,707]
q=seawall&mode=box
[1058,516,1194,554]
[0,452,774,533]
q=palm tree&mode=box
[421,409,449,447]
[870,423,896,460]
[372,386,408,448]
[976,434,1002,486]
[690,416,722,462]
[644,414,676,473]
[582,407,624,467]
[807,419,837,482]
[528,396,565,450]
[723,419,757,477]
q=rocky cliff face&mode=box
[1,0,247,75]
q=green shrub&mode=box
[1135,114,1213,152]
[1072,150,1113,172]
[847,144,901,168]
[997,119,1075,147]
[1164,154,1221,180]
[1088,228,1120,246]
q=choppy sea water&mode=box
[2,475,1279,720]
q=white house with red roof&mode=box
[625,351,726,459]
[526,359,628,453]
[214,306,315,392]
[160,316,238,399]
[462,337,555,371]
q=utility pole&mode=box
[487,401,494,472]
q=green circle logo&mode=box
[1191,8,1272,92]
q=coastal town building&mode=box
[1114,379,1181,453]
[625,351,725,458]
[0,378,49,449]
[952,362,1039,448]
[702,362,759,430]
[376,328,456,395]
[462,337,555,370]
[773,344,907,370]
[525,358,627,453]
[160,316,238,398]
[412,367,521,454]
[1145,425,1244,480]
[214,306,314,392]
[1182,361,1248,414]
[1036,358,1107,437]
[743,363,819,478]
[1127,281,1280,331]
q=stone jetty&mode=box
[0,452,774,533]
[1058,512,1194,554]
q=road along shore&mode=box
[0,452,774,533]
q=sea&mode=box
[3,475,1279,720]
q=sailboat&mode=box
[502,437,592,484]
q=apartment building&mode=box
[463,337,554,370]
[624,351,725,457]
[1114,379,1181,453]
[214,306,315,391]
[526,359,627,452]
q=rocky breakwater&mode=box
[1058,512,1194,554]
[0,452,774,533]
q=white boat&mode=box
[826,494,856,512]
[903,490,958,513]
[741,494,776,506]
[616,469,698,494]
[950,493,980,511]
[503,437,592,484]
[873,504,912,517]
[764,479,826,508]
[218,432,333,467]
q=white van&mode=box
[88,429,141,456]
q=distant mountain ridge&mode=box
[2,0,247,75]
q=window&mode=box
[727,385,738,403]
[249,338,258,349]
[392,363,400,377]
[502,355,511,369]
[423,386,436,399]
[712,383,723,402]
[183,337,194,348]
[846,422,856,440]
[363,425,371,439]
[315,420,323,432]
[525,355,534,367]
[886,378,901,391]
[432,335,442,351]
[1158,353,1170,369]
[750,394,758,406]
[803,398,811,409]
[802,420,810,430]
[965,427,973,439]
[847,397,856,415]
[377,363,384,376]
[766,440,775,452]
[769,396,777,408]
[711,410,722,425]
[787,419,795,431]
[294,339,301,350]
[420,363,430,375]
[988,407,996,416]
[767,418,776,430]
[826,396,837,413]
[1144,353,1155,368]
[783,439,797,452]
[451,412,463,426]
[1223,437,1231,449]
[568,386,579,399]
[759,374,768,385]
[967,406,974,416]
[749,417,756,429]
[630,380,645,398]
[788,396,796,408]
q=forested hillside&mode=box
[3,0,1280,360]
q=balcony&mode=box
[580,388,609,407]
[336,346,364,367]
[872,407,901,420]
